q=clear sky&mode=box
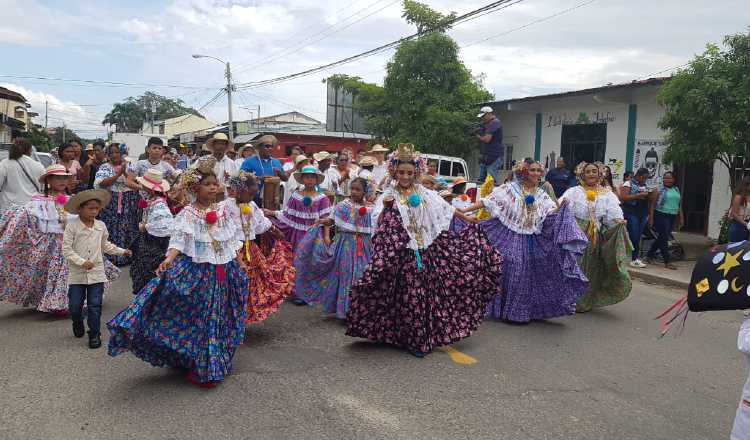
[1,0,748,138]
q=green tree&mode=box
[402,0,456,33]
[659,30,750,191]
[328,1,492,158]
[27,126,54,152]
[102,91,203,132]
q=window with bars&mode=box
[501,144,514,170]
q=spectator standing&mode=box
[729,176,750,243]
[645,171,683,269]
[0,137,45,213]
[546,157,574,198]
[476,106,504,184]
[240,134,288,205]
[235,143,255,170]
[176,144,190,170]
[619,168,653,268]
[283,145,304,173]
[57,142,82,193]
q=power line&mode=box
[232,0,400,76]
[0,74,219,90]
[235,0,526,90]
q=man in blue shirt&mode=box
[476,106,504,184]
[240,134,288,205]
[546,157,575,198]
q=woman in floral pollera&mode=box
[345,144,503,358]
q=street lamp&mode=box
[192,53,234,144]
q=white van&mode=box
[422,153,472,184]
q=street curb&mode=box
[628,269,689,291]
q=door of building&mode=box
[674,163,713,234]
[560,123,607,169]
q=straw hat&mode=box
[237,143,256,156]
[369,144,389,153]
[294,154,310,167]
[256,135,279,147]
[450,177,468,187]
[205,133,232,151]
[64,189,112,214]
[312,151,331,162]
[39,164,72,184]
[358,156,377,167]
[293,166,326,185]
[85,144,94,151]
[136,168,171,193]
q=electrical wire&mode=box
[0,74,219,90]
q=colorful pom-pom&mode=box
[407,193,422,207]
[55,193,69,205]
[524,194,535,205]
[205,210,218,225]
[586,190,597,202]
[137,199,149,209]
[240,203,252,216]
[303,196,312,207]
[358,206,367,216]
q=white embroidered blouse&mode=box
[140,197,174,238]
[372,183,455,251]
[168,203,243,265]
[481,182,557,235]
[559,186,624,228]
[27,194,77,234]
[222,198,272,241]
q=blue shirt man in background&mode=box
[240,134,288,205]
[546,157,576,198]
[476,106,504,184]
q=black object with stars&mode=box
[688,241,750,312]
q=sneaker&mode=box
[88,332,101,349]
[636,259,647,267]
[630,260,646,268]
[72,321,85,338]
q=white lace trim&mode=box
[334,201,374,235]
[222,199,272,241]
[27,196,76,234]
[283,204,333,220]
[559,186,624,228]
[480,183,557,235]
[168,204,243,265]
[142,199,174,238]
[372,183,455,250]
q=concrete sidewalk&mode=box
[628,260,694,291]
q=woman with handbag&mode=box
[0,138,45,213]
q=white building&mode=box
[486,77,727,239]
[141,114,216,139]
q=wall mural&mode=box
[633,139,671,187]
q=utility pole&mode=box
[62,122,66,143]
[226,62,234,144]
[151,100,157,134]
[45,100,48,129]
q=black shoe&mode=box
[72,321,85,338]
[291,298,307,306]
[88,332,101,349]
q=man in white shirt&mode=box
[282,145,303,173]
[327,150,359,202]
[0,138,45,213]
[204,133,239,199]
[369,144,390,188]
[313,151,334,192]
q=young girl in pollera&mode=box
[224,171,295,324]
[107,156,249,388]
[0,164,78,315]
[294,177,374,320]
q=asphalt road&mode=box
[0,273,745,440]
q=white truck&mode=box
[111,133,170,160]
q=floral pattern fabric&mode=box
[345,204,503,353]
[273,191,332,251]
[238,238,295,324]
[107,254,249,383]
[294,199,373,317]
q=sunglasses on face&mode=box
[261,144,273,149]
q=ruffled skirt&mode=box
[238,238,295,324]
[294,226,372,319]
[107,255,249,383]
[345,205,502,353]
[482,203,589,322]
[98,190,140,266]
[0,207,120,312]
[575,220,633,312]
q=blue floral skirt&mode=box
[98,190,140,266]
[107,255,249,383]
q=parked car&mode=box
[422,153,471,184]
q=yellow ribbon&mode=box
[476,175,495,221]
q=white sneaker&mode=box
[630,260,646,268]
[636,259,647,267]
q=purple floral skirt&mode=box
[482,203,589,322]
[345,205,503,353]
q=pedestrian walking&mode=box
[294,177,374,320]
[345,144,501,357]
[107,156,249,387]
[225,171,294,325]
[460,158,589,323]
[619,168,653,268]
[94,143,140,266]
[62,189,131,348]
[130,169,173,295]
[0,137,45,213]
[560,162,632,313]
[645,171,683,269]
[729,176,750,243]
